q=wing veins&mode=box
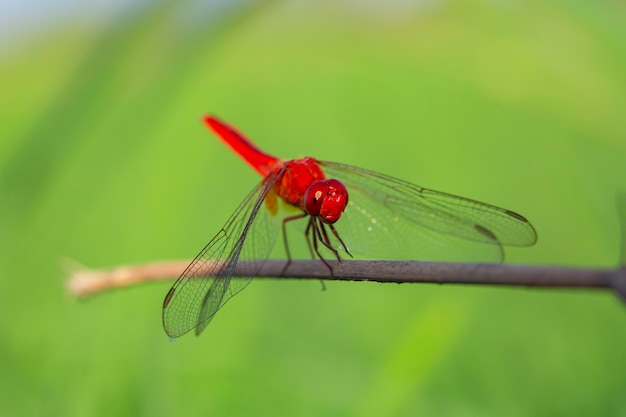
[163,170,282,338]
[320,160,536,246]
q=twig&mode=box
[67,260,190,296]
[67,259,623,299]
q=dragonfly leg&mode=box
[309,218,336,277]
[303,218,316,259]
[302,218,328,289]
[281,212,308,276]
[329,224,353,258]
[318,222,341,261]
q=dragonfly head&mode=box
[304,179,349,224]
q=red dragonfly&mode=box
[162,116,537,338]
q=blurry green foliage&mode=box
[1,0,625,416]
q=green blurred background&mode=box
[1,0,626,415]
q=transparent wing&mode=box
[162,173,282,338]
[319,160,537,263]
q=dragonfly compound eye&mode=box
[304,181,327,217]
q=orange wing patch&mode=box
[264,188,279,216]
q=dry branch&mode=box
[67,259,625,301]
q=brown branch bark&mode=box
[67,259,625,300]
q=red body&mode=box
[204,116,348,223]
[204,117,279,177]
